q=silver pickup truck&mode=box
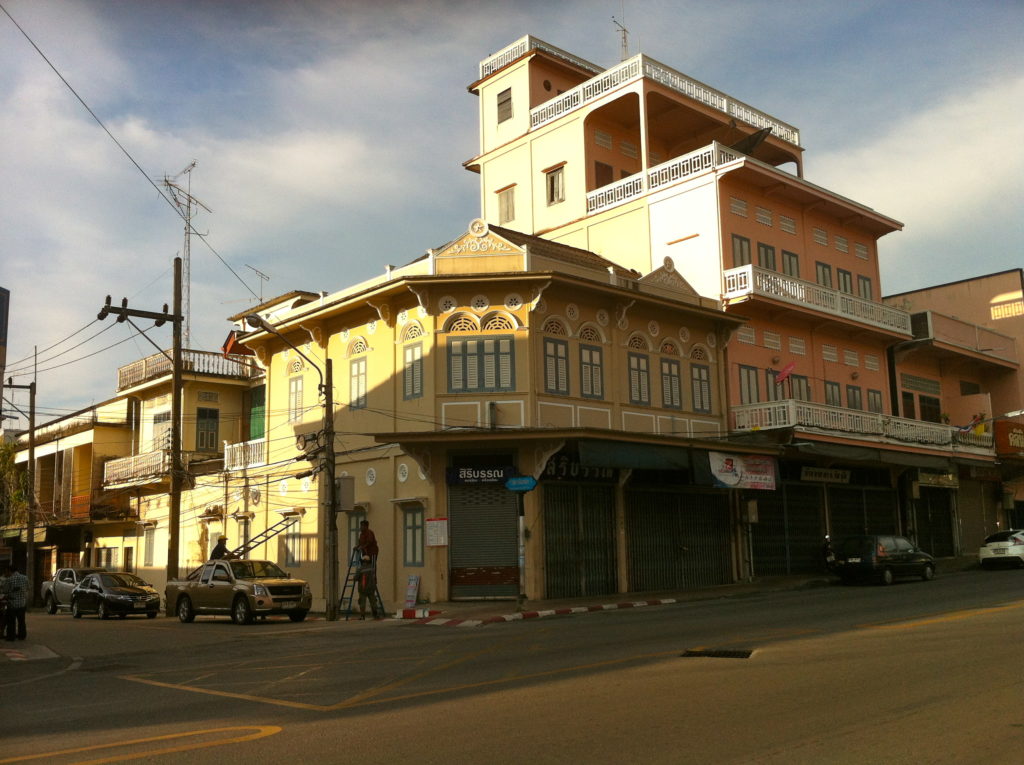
[41,568,106,614]
[165,559,312,624]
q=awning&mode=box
[790,441,952,470]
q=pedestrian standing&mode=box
[356,555,380,620]
[210,535,230,560]
[1,563,28,641]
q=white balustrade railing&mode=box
[724,265,913,335]
[224,438,268,471]
[528,52,799,146]
[731,400,994,452]
[103,450,170,485]
[480,35,602,79]
[587,141,741,215]
[118,350,259,390]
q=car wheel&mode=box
[146,611,157,619]
[232,597,254,625]
[71,599,82,619]
[880,568,894,586]
[289,610,308,623]
[177,596,195,623]
[45,594,58,615]
[921,564,935,581]
[98,601,111,620]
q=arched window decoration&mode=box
[660,340,678,355]
[578,324,603,343]
[401,322,424,342]
[627,333,650,351]
[542,318,568,335]
[348,337,368,356]
[690,346,709,361]
[483,314,515,331]
[444,312,479,333]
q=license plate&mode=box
[134,602,146,609]
[994,549,1006,555]
[279,601,297,609]
[847,557,861,563]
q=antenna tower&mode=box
[613,8,629,62]
[245,264,270,303]
[162,161,210,347]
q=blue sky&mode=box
[1,0,1022,423]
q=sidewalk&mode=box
[405,555,982,627]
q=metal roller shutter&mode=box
[448,483,519,599]
[543,483,616,598]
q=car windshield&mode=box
[229,561,287,579]
[101,573,147,588]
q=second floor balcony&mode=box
[117,349,260,391]
[224,438,268,471]
[731,399,993,456]
[724,265,913,336]
[103,450,171,486]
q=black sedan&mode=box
[70,572,161,619]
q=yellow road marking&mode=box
[861,600,1024,630]
[119,676,334,711]
[0,725,280,765]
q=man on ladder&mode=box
[340,520,385,619]
[356,554,381,620]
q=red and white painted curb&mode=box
[413,598,678,627]
[394,608,443,620]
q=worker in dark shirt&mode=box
[210,535,230,560]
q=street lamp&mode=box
[245,314,340,621]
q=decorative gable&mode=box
[435,219,523,260]
[639,257,699,296]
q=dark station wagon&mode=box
[831,534,935,585]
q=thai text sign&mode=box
[709,452,776,490]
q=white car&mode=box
[978,530,1024,568]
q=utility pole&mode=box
[4,378,35,604]
[323,359,339,621]
[97,257,183,580]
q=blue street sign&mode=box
[505,475,537,492]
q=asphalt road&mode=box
[3,567,1023,764]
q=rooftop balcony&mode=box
[479,35,602,79]
[224,438,267,471]
[529,51,800,146]
[103,450,170,486]
[731,400,994,456]
[117,350,259,391]
[911,311,1018,365]
[724,265,913,336]
[587,142,743,215]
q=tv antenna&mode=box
[613,8,630,61]
[246,264,270,303]
[162,161,210,346]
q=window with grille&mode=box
[864,354,880,371]
[765,369,784,401]
[628,353,651,405]
[737,326,756,345]
[288,377,303,422]
[838,269,853,294]
[620,140,638,159]
[816,262,833,288]
[497,88,512,123]
[544,338,570,395]
[855,242,869,260]
[196,407,219,451]
[858,276,873,300]
[543,318,568,335]
[448,336,515,392]
[780,215,796,234]
[661,358,682,409]
[813,228,828,246]
[789,336,806,355]
[403,343,423,400]
[835,236,849,253]
[763,331,781,350]
[580,344,604,399]
[732,235,751,267]
[739,365,760,405]
[822,345,838,362]
[790,374,811,402]
[595,130,613,149]
[691,364,712,413]
[579,325,601,343]
[144,528,155,568]
[843,349,859,367]
[152,411,171,450]
[755,207,772,226]
[403,505,424,567]
[350,357,367,409]
[730,197,748,217]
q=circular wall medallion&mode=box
[596,309,609,327]
[648,320,660,337]
[679,326,690,343]
[398,463,409,483]
[468,218,488,237]
[366,468,377,486]
[439,295,458,314]
[504,293,523,311]
[535,298,548,315]
[565,303,580,321]
[471,294,490,313]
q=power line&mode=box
[0,2,260,303]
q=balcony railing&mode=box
[224,438,268,471]
[117,350,259,391]
[530,52,799,145]
[724,265,913,335]
[480,35,602,79]
[731,400,994,452]
[587,142,743,215]
[103,450,170,485]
